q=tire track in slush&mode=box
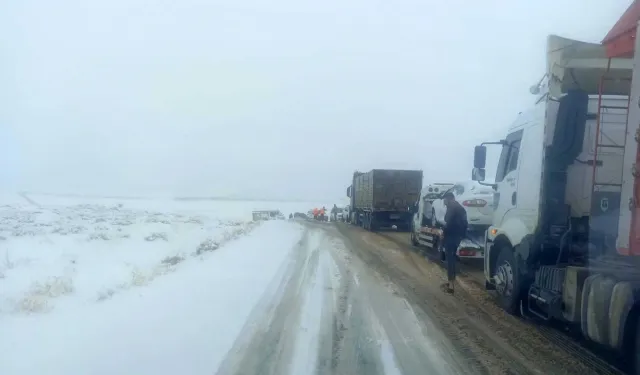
[315,233,386,375]
[336,225,548,375]
[215,228,320,375]
[219,223,473,375]
[320,226,470,375]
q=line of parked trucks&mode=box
[341,7,640,373]
[342,170,489,261]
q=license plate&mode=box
[390,214,400,219]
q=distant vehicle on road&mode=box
[252,210,284,221]
[342,205,350,222]
[346,169,423,231]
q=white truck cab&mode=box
[473,34,633,298]
[470,31,640,372]
[464,8,640,369]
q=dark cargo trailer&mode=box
[346,169,422,231]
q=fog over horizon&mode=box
[1,0,632,202]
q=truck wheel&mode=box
[411,229,419,246]
[494,246,521,315]
[370,215,378,232]
[629,321,640,375]
[438,239,446,262]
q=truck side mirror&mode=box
[472,167,486,182]
[346,186,352,198]
[474,145,487,169]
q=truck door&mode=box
[492,130,523,227]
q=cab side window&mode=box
[495,130,523,182]
[505,140,521,175]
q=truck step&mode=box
[534,266,566,293]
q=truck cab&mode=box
[473,29,640,370]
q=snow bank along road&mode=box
[0,193,621,375]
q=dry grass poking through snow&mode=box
[17,276,74,313]
[0,201,262,314]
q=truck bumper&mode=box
[457,236,484,258]
[372,211,413,228]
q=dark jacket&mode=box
[444,200,468,240]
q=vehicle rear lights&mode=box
[459,249,476,256]
[462,199,487,207]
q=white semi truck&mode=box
[410,182,485,260]
[472,16,640,372]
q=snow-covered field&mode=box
[0,193,317,375]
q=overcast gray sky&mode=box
[0,0,633,201]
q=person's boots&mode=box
[441,281,454,294]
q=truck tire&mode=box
[438,238,446,262]
[370,214,378,232]
[411,226,419,246]
[431,209,438,228]
[494,246,522,315]
[634,319,640,375]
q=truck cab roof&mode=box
[545,34,632,98]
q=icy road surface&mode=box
[215,224,465,375]
[0,192,461,375]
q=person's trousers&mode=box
[444,236,462,281]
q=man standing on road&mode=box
[441,191,467,294]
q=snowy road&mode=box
[215,224,465,375]
[213,221,618,375]
[0,194,618,375]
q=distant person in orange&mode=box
[313,208,319,219]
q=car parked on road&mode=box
[429,181,494,231]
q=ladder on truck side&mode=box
[591,62,631,253]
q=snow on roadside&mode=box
[0,220,304,375]
[22,192,331,222]
[0,197,259,314]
